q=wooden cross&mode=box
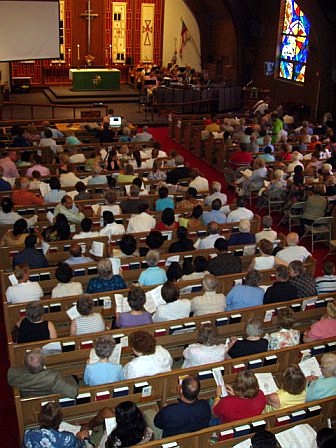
[80,0,98,54]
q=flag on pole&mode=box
[179,19,189,57]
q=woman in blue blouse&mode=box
[86,259,126,293]
[22,402,88,448]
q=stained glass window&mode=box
[278,0,310,83]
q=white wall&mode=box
[163,0,201,71]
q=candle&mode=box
[109,44,112,60]
[77,44,80,60]
[68,48,71,66]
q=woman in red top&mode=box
[212,370,266,423]
[278,143,292,162]
[156,208,179,231]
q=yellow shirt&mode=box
[266,388,306,412]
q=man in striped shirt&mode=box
[315,261,336,294]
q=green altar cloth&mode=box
[69,69,120,91]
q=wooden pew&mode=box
[0,235,109,269]
[6,292,330,372]
[11,338,336,440]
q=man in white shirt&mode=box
[72,217,100,239]
[38,128,58,153]
[54,195,85,224]
[276,232,312,265]
[126,203,156,233]
[6,263,44,304]
[60,166,81,188]
[188,168,209,192]
[196,221,222,250]
[133,125,153,142]
[226,197,254,223]
[204,181,227,207]
[0,197,38,227]
[99,211,125,242]
[255,215,278,243]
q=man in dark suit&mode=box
[166,155,191,185]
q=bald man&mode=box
[306,353,336,401]
[154,375,211,437]
[11,176,44,205]
[65,242,94,265]
[275,232,311,265]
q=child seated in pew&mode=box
[84,335,123,386]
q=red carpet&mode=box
[0,126,328,447]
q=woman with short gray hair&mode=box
[138,250,167,286]
[182,323,226,368]
[84,335,123,386]
[16,301,57,343]
[228,317,268,358]
[86,259,126,293]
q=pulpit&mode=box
[69,68,120,91]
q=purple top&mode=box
[117,311,153,328]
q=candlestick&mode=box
[68,48,71,66]
[77,44,80,60]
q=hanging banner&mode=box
[141,3,155,63]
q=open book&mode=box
[299,356,323,377]
[255,372,278,395]
[275,424,317,448]
[89,241,104,257]
[212,367,228,397]
[114,285,165,314]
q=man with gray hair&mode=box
[166,155,191,185]
[190,274,226,316]
[306,353,336,401]
[7,348,78,398]
[255,215,278,242]
[227,218,256,246]
[133,125,153,142]
[204,181,228,207]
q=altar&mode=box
[69,68,120,91]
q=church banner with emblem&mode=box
[141,3,155,63]
[112,2,127,63]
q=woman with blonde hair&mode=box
[303,300,336,342]
[266,365,306,410]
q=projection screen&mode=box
[0,1,60,62]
